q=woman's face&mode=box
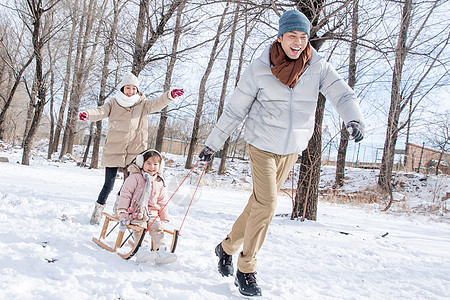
[143,155,160,176]
[123,85,138,97]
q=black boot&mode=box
[215,243,234,277]
[235,269,262,297]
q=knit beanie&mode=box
[278,10,311,38]
[118,72,140,91]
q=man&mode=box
[199,10,364,297]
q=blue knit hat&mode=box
[278,10,311,38]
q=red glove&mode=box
[79,111,88,121]
[171,89,184,98]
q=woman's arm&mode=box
[85,101,113,122]
[143,91,173,115]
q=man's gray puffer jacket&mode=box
[206,45,364,155]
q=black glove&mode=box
[199,146,215,162]
[346,121,364,143]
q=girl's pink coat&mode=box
[116,172,169,223]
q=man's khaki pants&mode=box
[221,144,298,273]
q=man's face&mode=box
[277,31,308,60]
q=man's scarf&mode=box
[270,40,312,88]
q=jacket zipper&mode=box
[284,88,294,154]
[283,62,312,153]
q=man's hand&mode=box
[79,111,88,121]
[171,89,184,98]
[346,121,364,143]
[199,146,215,162]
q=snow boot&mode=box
[90,202,105,225]
[155,247,177,265]
[215,243,234,277]
[135,245,157,263]
[234,269,262,297]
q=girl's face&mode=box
[142,155,160,176]
[123,84,138,97]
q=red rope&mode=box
[145,160,201,233]
[177,162,208,235]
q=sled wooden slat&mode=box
[149,229,179,253]
[92,212,179,260]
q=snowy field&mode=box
[1,144,450,300]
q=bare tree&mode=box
[46,40,56,158]
[207,1,240,173]
[131,0,184,76]
[49,0,81,155]
[378,0,449,192]
[185,3,230,169]
[89,0,124,169]
[60,0,107,158]
[21,0,62,165]
[155,0,187,152]
[291,0,351,221]
[334,0,359,188]
[425,111,450,175]
[0,21,35,140]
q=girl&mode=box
[79,72,183,224]
[116,149,176,264]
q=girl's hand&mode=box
[170,89,184,98]
[119,218,127,231]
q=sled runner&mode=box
[92,212,179,259]
[92,160,206,260]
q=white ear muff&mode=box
[135,153,145,168]
[135,149,164,170]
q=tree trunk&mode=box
[292,94,326,221]
[211,2,240,174]
[51,0,80,155]
[22,72,38,148]
[292,0,327,220]
[378,0,412,192]
[47,44,56,159]
[0,55,34,140]
[83,122,94,164]
[435,149,444,175]
[22,1,51,165]
[185,3,229,169]
[155,1,186,152]
[60,0,91,158]
[60,0,105,158]
[334,122,349,187]
[334,0,359,188]
[404,99,412,168]
[218,137,231,174]
[132,0,182,76]
[91,0,122,169]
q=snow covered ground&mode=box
[1,144,449,299]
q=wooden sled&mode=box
[92,212,179,260]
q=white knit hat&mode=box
[118,72,139,91]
